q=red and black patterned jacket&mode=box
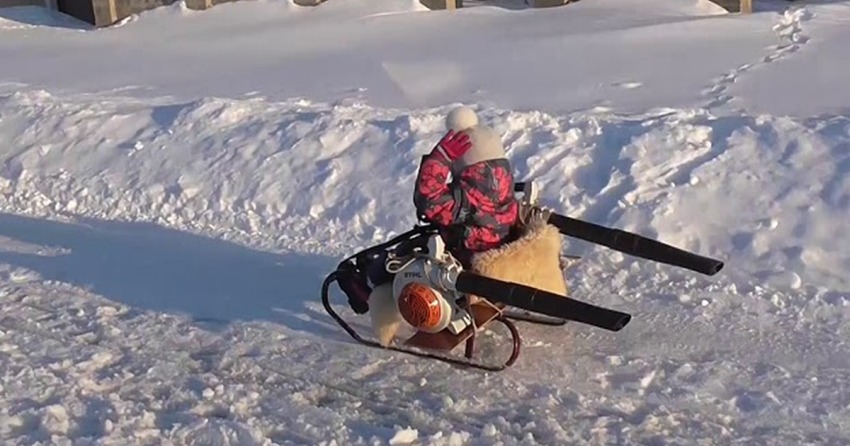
[413,152,519,263]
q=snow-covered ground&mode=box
[1,0,850,444]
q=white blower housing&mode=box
[386,235,473,335]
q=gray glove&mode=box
[517,202,553,228]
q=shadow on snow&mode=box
[0,212,346,337]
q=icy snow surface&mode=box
[1,0,850,445]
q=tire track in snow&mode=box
[700,5,813,111]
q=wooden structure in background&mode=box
[0,0,44,6]
[0,0,755,28]
[711,0,753,13]
[0,0,245,27]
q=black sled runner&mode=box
[321,182,724,371]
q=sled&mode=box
[321,181,724,371]
[321,227,545,372]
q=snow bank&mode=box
[3,87,850,294]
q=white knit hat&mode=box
[444,106,506,169]
[445,105,479,131]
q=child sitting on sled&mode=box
[368,106,571,346]
[412,105,519,267]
